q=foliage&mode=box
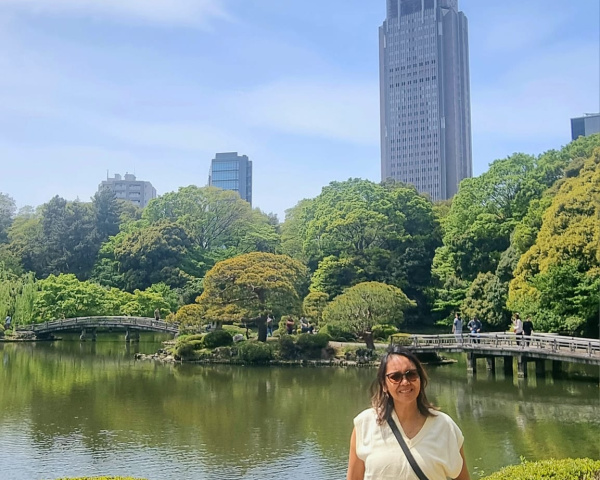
[197,252,309,342]
[0,192,16,244]
[173,334,205,360]
[32,274,177,323]
[371,323,398,341]
[237,341,273,363]
[318,323,356,342]
[173,304,204,329]
[389,333,413,346]
[277,335,297,359]
[296,333,329,353]
[203,329,233,349]
[322,282,415,345]
[461,272,510,330]
[481,458,600,480]
[430,138,600,322]
[282,179,440,321]
[302,291,329,324]
[508,147,600,336]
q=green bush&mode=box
[482,458,600,480]
[278,335,297,360]
[296,333,329,350]
[173,334,205,359]
[0,324,4,337]
[319,323,355,341]
[389,333,413,346]
[372,324,398,341]
[237,341,273,363]
[203,329,233,349]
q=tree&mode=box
[321,281,415,349]
[461,272,510,330]
[0,193,16,244]
[197,252,309,342]
[508,147,600,336]
[302,291,329,325]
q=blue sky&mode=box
[0,0,598,220]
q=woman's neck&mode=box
[393,402,422,423]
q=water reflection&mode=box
[0,339,598,480]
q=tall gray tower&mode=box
[380,0,472,200]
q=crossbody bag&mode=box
[387,417,430,480]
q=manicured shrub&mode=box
[481,458,600,480]
[173,334,205,359]
[203,329,233,349]
[237,341,273,363]
[278,335,297,360]
[371,324,398,341]
[296,333,329,350]
[318,323,355,342]
[389,332,413,347]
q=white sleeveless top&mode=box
[353,408,464,480]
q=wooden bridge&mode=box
[17,316,179,341]
[391,332,600,377]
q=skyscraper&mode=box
[379,0,472,200]
[208,152,253,205]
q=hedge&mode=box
[481,458,600,480]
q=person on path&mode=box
[285,317,295,335]
[523,317,534,347]
[266,315,274,337]
[154,309,160,321]
[513,313,524,346]
[452,313,463,344]
[346,346,470,480]
[467,317,482,344]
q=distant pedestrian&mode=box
[467,317,482,344]
[154,309,160,321]
[266,315,274,337]
[523,317,534,347]
[452,313,463,343]
[300,316,309,333]
[4,314,12,330]
[285,317,295,335]
[513,313,523,346]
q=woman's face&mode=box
[384,354,421,407]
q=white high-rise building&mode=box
[380,0,472,200]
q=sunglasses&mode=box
[386,369,420,384]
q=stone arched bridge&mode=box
[17,316,179,341]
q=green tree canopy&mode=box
[197,252,309,341]
[321,281,415,348]
[508,147,600,336]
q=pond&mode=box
[0,334,598,479]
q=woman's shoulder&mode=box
[353,407,377,425]
[427,410,464,440]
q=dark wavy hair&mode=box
[371,345,437,425]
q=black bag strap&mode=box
[387,417,430,480]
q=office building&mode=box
[208,152,253,205]
[98,173,157,208]
[571,113,600,140]
[380,0,472,200]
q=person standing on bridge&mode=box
[154,309,160,322]
[513,313,523,346]
[523,317,534,347]
[452,313,463,344]
[346,346,470,480]
[467,317,482,344]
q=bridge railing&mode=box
[391,333,600,358]
[17,316,179,333]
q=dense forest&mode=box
[1,134,599,338]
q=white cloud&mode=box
[235,79,380,146]
[0,0,231,27]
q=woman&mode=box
[347,346,470,480]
